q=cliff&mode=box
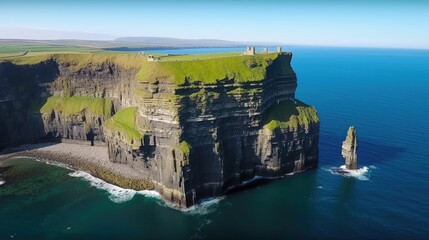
[0,51,319,208]
[0,54,143,148]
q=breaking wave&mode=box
[182,197,224,215]
[68,170,223,213]
[44,160,73,170]
[328,165,372,181]
[0,180,5,186]
[68,170,160,203]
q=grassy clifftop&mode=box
[3,51,295,86]
[136,52,294,85]
[2,52,146,71]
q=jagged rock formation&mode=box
[342,126,358,170]
[0,52,320,208]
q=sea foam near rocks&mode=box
[328,165,371,181]
[68,170,160,203]
[182,197,223,215]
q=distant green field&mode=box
[0,49,143,67]
[0,44,99,58]
[0,44,92,53]
[0,43,144,61]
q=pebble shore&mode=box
[0,142,154,190]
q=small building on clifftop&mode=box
[245,46,256,55]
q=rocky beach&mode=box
[0,141,154,190]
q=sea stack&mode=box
[342,126,358,170]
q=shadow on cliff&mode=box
[0,59,60,150]
[224,167,320,200]
[319,130,406,166]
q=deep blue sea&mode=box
[1,47,428,239]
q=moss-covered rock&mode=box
[104,107,143,146]
[262,100,319,132]
[40,96,113,117]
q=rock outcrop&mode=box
[0,54,142,149]
[103,52,320,207]
[342,126,358,170]
[0,52,320,208]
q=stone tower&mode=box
[342,126,358,170]
[245,46,255,55]
[277,46,283,53]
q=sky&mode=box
[1,0,429,49]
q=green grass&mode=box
[178,141,191,156]
[52,53,145,71]
[1,49,145,69]
[189,89,221,101]
[262,100,319,132]
[104,107,143,145]
[159,52,242,61]
[0,44,94,54]
[40,96,113,117]
[227,87,262,95]
[136,53,290,85]
[0,44,97,62]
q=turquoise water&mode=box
[1,47,428,239]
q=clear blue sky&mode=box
[1,0,428,49]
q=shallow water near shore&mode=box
[1,46,429,239]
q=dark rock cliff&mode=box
[0,52,319,208]
[0,55,139,149]
[104,52,320,207]
[0,60,58,149]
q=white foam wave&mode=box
[68,170,160,203]
[0,180,5,186]
[136,190,161,198]
[183,197,224,215]
[44,160,73,170]
[328,165,371,181]
[153,195,223,215]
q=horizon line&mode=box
[1,38,429,51]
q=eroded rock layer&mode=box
[103,52,320,207]
[342,126,358,170]
[0,54,141,148]
[0,52,319,208]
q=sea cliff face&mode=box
[0,54,140,147]
[0,52,319,208]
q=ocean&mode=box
[1,47,428,239]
